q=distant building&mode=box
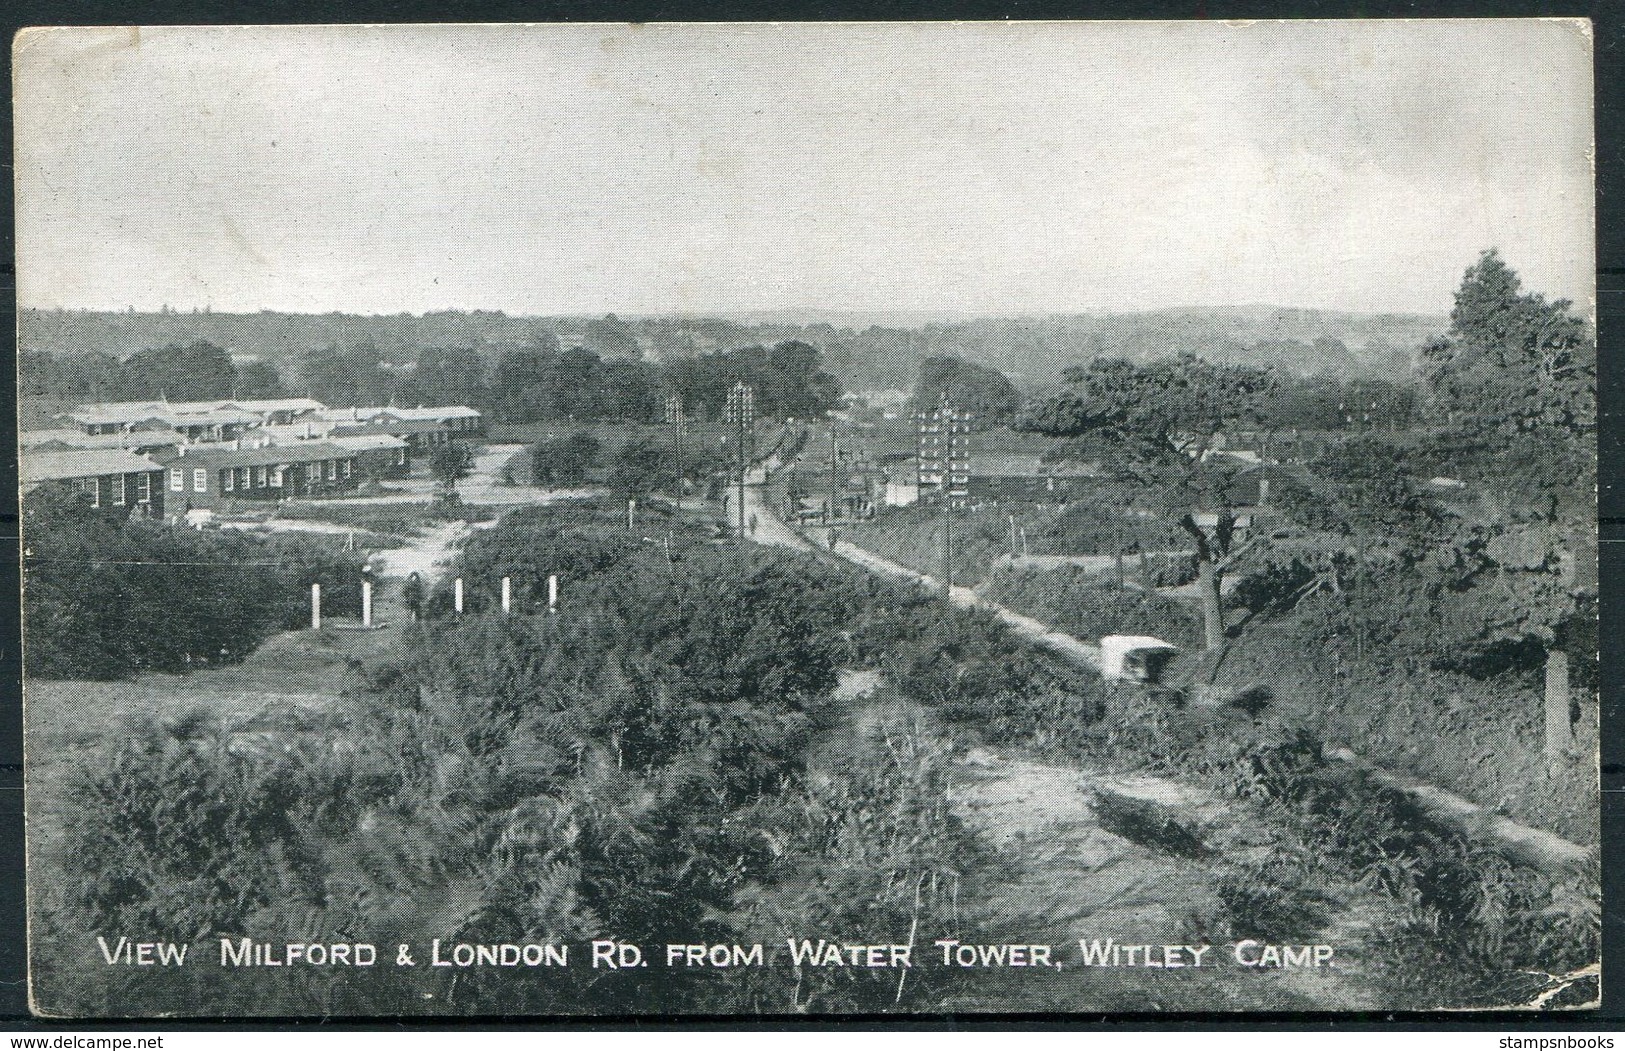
[314,406,484,449]
[151,439,363,510]
[326,433,411,479]
[21,448,166,517]
[62,404,181,436]
[62,398,325,438]
[21,427,181,456]
[254,423,412,478]
[381,405,484,436]
[833,464,884,520]
[968,452,1099,502]
[1210,429,1345,464]
[63,399,476,438]
[159,407,264,443]
[38,399,479,510]
[884,479,920,507]
[222,398,327,425]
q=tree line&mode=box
[21,337,844,427]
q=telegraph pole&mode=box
[828,427,840,527]
[725,381,754,537]
[937,392,971,596]
[664,392,685,513]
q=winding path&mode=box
[742,479,1102,669]
[742,467,1593,888]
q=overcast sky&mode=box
[13,20,1595,319]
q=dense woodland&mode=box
[20,303,1440,415]
[21,338,842,429]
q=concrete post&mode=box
[547,573,558,613]
[628,499,636,531]
[1198,558,1224,651]
[310,583,321,630]
[362,579,373,628]
[1545,648,1572,763]
[454,577,464,614]
[501,576,512,614]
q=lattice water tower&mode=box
[916,392,971,508]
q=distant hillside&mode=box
[19,305,1446,392]
[19,308,569,365]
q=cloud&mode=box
[14,21,1594,317]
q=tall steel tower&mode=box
[724,381,755,537]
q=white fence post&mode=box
[362,579,373,628]
[547,573,558,613]
[454,577,464,614]
[501,576,512,614]
[311,583,322,630]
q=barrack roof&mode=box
[151,441,357,469]
[22,449,162,487]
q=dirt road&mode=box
[303,445,603,508]
[945,743,1389,1011]
[748,476,1414,1011]
[370,519,472,582]
[742,480,1102,669]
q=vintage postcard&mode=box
[14,20,1598,1017]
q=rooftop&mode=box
[21,429,179,451]
[326,433,410,452]
[22,449,162,487]
[151,440,357,469]
[975,452,1100,479]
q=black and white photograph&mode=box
[12,19,1600,1017]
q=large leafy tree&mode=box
[120,341,237,401]
[233,358,285,399]
[1421,249,1594,516]
[1020,353,1278,648]
[582,314,642,360]
[1419,251,1595,758]
[608,436,669,498]
[414,346,489,408]
[429,442,475,492]
[910,355,1021,425]
[19,350,127,403]
[1426,249,1592,433]
[531,431,601,487]
[293,343,407,407]
[489,345,556,423]
[1021,352,1276,462]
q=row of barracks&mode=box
[21,398,483,514]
